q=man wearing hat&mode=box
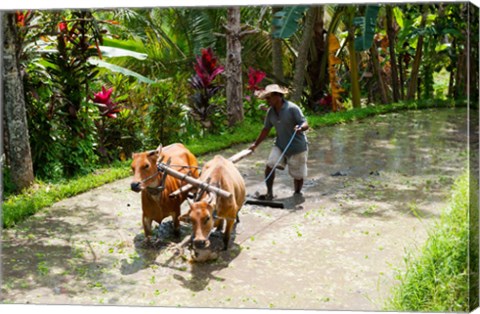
[249,84,309,200]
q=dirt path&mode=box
[1,108,469,310]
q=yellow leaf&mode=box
[328,34,340,52]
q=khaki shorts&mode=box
[266,146,308,180]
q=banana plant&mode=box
[271,6,309,39]
[353,5,380,51]
[346,5,380,108]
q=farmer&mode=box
[248,84,309,200]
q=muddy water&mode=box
[1,108,469,310]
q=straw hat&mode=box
[255,84,289,99]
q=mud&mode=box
[1,108,469,310]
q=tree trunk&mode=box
[271,6,285,84]
[448,39,457,98]
[386,5,400,102]
[225,7,244,126]
[469,2,479,104]
[307,6,326,108]
[370,42,389,104]
[3,13,34,191]
[407,5,428,101]
[454,4,469,98]
[291,8,315,103]
[398,52,405,99]
[346,8,361,108]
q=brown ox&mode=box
[179,155,245,252]
[130,143,199,241]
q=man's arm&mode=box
[249,127,271,152]
[291,105,309,133]
[294,121,309,133]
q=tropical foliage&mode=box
[2,3,476,193]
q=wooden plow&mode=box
[165,148,284,208]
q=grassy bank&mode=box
[386,172,471,312]
[2,98,462,228]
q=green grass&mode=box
[2,163,131,228]
[386,172,471,312]
[1,98,463,228]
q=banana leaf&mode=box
[354,5,380,51]
[272,6,309,39]
[393,7,404,29]
[88,59,155,84]
[99,46,148,60]
[102,37,147,54]
[328,34,344,112]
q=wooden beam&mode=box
[170,149,252,198]
[227,149,253,163]
[158,162,232,198]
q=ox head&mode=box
[179,193,216,250]
[130,145,163,193]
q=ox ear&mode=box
[156,144,163,154]
[147,150,157,157]
[179,211,191,224]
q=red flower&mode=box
[58,21,68,33]
[192,48,224,88]
[93,86,120,119]
[247,67,266,91]
[16,11,30,27]
[93,86,113,105]
[319,94,332,107]
[200,48,217,72]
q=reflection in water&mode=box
[310,109,468,177]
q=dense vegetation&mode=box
[3,4,476,194]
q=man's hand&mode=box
[249,143,258,152]
[294,125,303,133]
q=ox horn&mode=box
[156,144,163,154]
[206,192,216,205]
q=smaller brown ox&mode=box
[130,143,199,241]
[179,155,245,252]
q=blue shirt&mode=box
[264,100,308,156]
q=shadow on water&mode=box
[1,205,121,300]
[120,221,192,275]
[170,235,242,292]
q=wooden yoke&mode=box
[169,149,252,199]
[158,161,232,198]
